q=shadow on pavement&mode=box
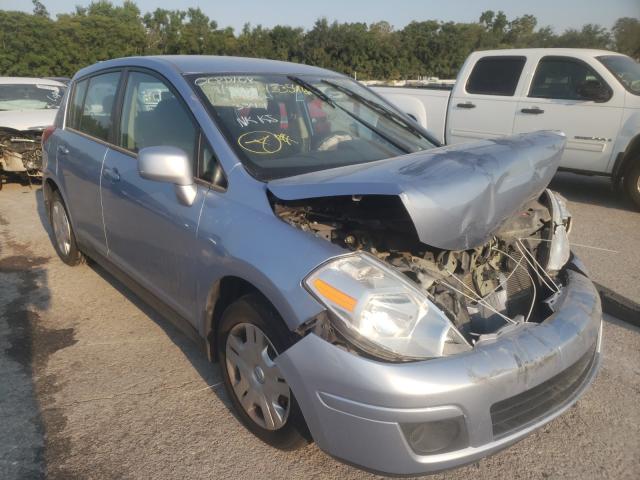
[34,191,230,406]
[35,190,232,411]
[0,208,65,480]
[89,260,230,404]
[603,313,640,335]
[549,171,636,213]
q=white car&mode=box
[373,49,640,209]
[0,77,66,186]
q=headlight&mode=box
[545,189,572,273]
[304,253,469,360]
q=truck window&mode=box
[465,57,526,96]
[529,57,609,101]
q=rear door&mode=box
[446,55,526,144]
[57,71,122,256]
[513,56,624,172]
[100,70,208,320]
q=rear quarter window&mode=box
[67,79,88,130]
[466,56,527,96]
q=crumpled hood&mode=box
[0,109,57,131]
[268,130,566,250]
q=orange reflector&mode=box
[313,279,357,312]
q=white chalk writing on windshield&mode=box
[236,114,278,128]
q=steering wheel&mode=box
[316,130,354,151]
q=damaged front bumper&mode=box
[275,259,602,476]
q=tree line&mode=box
[1,0,638,80]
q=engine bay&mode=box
[272,192,568,345]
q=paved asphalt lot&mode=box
[548,172,640,303]
[1,176,639,480]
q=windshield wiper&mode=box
[287,75,336,107]
[321,79,424,138]
[287,75,410,154]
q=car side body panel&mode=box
[55,128,109,255]
[194,167,344,334]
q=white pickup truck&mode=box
[373,49,640,208]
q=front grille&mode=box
[490,344,597,439]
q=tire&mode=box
[49,190,85,266]
[217,293,309,450]
[624,161,640,210]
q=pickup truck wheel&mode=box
[217,294,309,450]
[49,191,85,266]
[623,162,640,210]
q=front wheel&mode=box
[217,294,309,450]
[624,161,640,210]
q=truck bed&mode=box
[372,86,450,144]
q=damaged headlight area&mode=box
[280,189,573,358]
[0,128,44,178]
[304,254,470,361]
[543,189,572,274]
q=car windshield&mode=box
[0,83,66,111]
[189,74,436,180]
[597,55,640,96]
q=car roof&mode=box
[0,77,67,86]
[74,55,341,80]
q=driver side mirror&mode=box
[138,146,196,206]
[577,79,610,103]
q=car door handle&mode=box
[457,102,476,109]
[103,167,120,183]
[57,145,69,155]
[521,107,544,114]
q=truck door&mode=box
[513,56,623,172]
[446,55,526,144]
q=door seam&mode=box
[99,146,110,254]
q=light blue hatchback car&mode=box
[42,56,602,475]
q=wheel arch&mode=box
[42,175,79,231]
[44,176,59,197]
[43,177,61,220]
[613,133,640,183]
[203,275,288,362]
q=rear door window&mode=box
[76,72,121,141]
[466,56,526,96]
[118,71,197,163]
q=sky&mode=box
[2,0,639,32]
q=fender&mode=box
[42,174,78,234]
[611,111,640,182]
[613,134,640,183]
